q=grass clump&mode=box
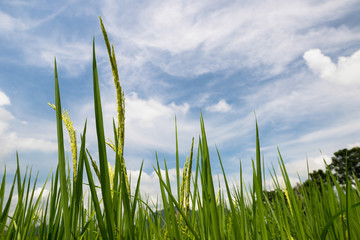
[1,18,360,239]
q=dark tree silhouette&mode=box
[328,147,360,184]
[263,147,360,204]
[263,189,285,205]
[297,169,333,194]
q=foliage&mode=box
[329,147,360,185]
[296,146,360,195]
[295,169,333,195]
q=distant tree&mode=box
[309,169,332,187]
[328,147,360,185]
[297,169,333,194]
[263,189,284,204]
[264,147,360,204]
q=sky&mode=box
[1,0,360,199]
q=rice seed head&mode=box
[163,229,168,240]
[99,17,125,156]
[100,17,129,194]
[216,188,221,205]
[62,109,77,181]
[48,103,77,182]
[108,162,114,197]
[106,138,116,152]
[180,157,189,209]
[185,137,194,214]
[86,149,101,181]
[282,181,293,217]
[48,103,56,110]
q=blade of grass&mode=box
[54,58,70,240]
[217,147,241,239]
[320,201,360,239]
[175,116,180,203]
[163,159,180,240]
[84,153,109,240]
[118,143,134,239]
[154,165,200,240]
[92,38,115,239]
[0,172,16,235]
[71,121,87,237]
[199,113,221,239]
[252,160,268,240]
[345,152,351,240]
[154,156,172,239]
[255,118,262,194]
[0,167,6,216]
[131,161,144,219]
[278,149,306,240]
[48,167,59,240]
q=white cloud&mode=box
[347,142,360,149]
[0,91,14,138]
[0,91,57,164]
[304,48,360,85]
[206,99,231,113]
[128,168,177,204]
[8,185,51,216]
[126,92,190,127]
[123,93,195,158]
[0,90,11,106]
[285,155,331,177]
[70,91,197,169]
[264,175,301,191]
[0,107,13,134]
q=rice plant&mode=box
[0,17,360,239]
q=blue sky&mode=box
[1,0,360,197]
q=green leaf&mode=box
[92,38,115,239]
[84,154,109,240]
[54,58,71,240]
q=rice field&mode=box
[1,18,360,239]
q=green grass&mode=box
[1,18,360,239]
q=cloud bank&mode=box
[304,48,360,85]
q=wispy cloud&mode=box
[0,1,97,76]
[101,0,360,79]
[0,10,26,31]
[22,36,93,76]
[0,2,68,33]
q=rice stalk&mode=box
[99,16,129,194]
[48,103,78,182]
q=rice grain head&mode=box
[282,181,293,217]
[48,103,77,181]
